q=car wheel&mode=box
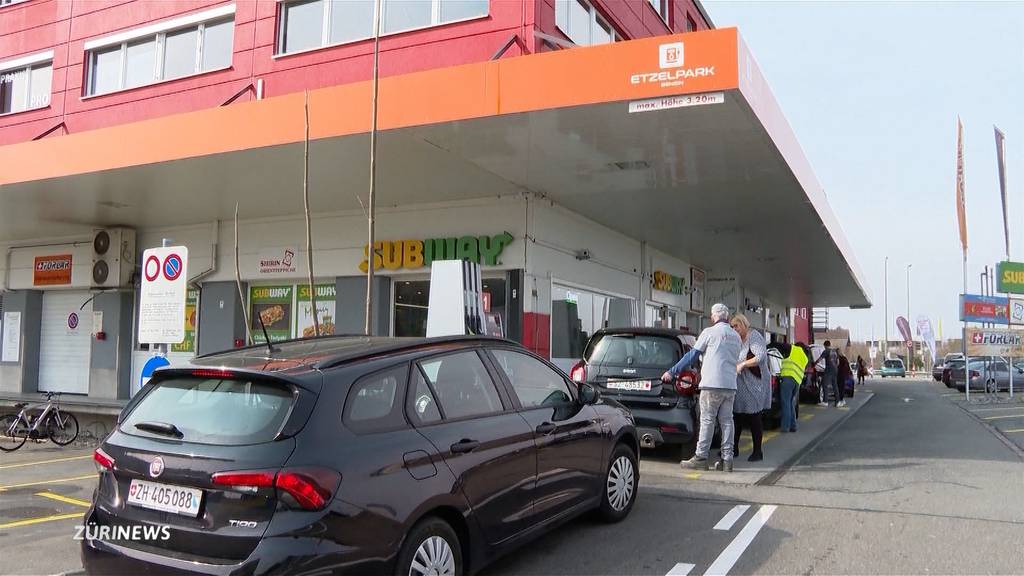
[599,443,638,523]
[396,517,463,576]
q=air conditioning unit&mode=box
[92,228,136,288]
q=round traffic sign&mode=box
[163,254,183,281]
[144,255,161,282]
[68,312,79,330]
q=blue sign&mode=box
[163,254,183,281]
[959,294,1010,324]
[140,355,170,388]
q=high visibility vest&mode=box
[780,345,808,381]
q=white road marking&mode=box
[704,505,777,576]
[666,563,695,576]
[713,505,750,531]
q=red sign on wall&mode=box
[33,254,73,286]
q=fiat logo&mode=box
[149,457,165,478]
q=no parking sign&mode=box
[138,246,189,344]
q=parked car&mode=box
[879,358,906,378]
[935,353,966,382]
[570,328,699,454]
[950,358,1024,392]
[82,335,639,576]
[942,359,965,387]
[799,344,825,403]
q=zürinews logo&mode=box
[631,41,716,88]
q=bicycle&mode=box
[0,392,80,452]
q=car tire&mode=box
[395,517,463,576]
[599,443,638,523]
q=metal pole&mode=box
[907,264,912,373]
[964,252,969,402]
[884,256,889,360]
[365,0,383,336]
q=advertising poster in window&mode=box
[250,285,293,343]
[171,289,199,353]
[690,267,706,313]
[297,284,336,337]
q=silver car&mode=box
[949,358,1024,392]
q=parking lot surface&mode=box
[3,378,1023,576]
[935,381,1024,454]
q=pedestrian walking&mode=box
[856,355,868,386]
[774,342,809,432]
[838,353,853,403]
[661,303,742,472]
[729,314,771,462]
[817,340,841,407]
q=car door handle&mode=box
[450,439,480,454]
[535,422,557,435]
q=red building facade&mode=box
[1,0,711,145]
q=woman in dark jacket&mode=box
[856,355,868,386]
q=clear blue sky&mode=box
[703,1,1024,341]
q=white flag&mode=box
[916,316,937,363]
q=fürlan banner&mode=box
[994,126,1009,257]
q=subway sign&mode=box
[652,270,689,295]
[359,233,514,272]
[996,261,1024,295]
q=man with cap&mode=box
[661,303,742,472]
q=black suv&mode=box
[570,328,699,455]
[82,336,638,576]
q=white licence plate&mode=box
[606,380,652,392]
[128,479,203,517]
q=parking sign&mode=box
[139,246,189,344]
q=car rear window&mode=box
[586,334,682,368]
[122,376,294,445]
[884,360,903,368]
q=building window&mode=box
[85,8,235,96]
[648,0,669,25]
[0,53,52,114]
[555,0,618,46]
[393,276,507,338]
[278,0,488,55]
[686,14,696,32]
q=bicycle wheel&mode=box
[0,414,27,452]
[48,412,79,446]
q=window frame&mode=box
[483,346,578,412]
[0,50,53,117]
[647,0,670,27]
[555,0,620,47]
[408,348,513,425]
[82,5,236,98]
[275,0,490,58]
[342,363,411,435]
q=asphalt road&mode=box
[1,378,1022,575]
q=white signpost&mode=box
[138,246,189,345]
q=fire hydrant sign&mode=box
[138,246,188,344]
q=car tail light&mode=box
[675,370,699,396]
[570,361,587,383]
[659,425,680,433]
[93,447,114,471]
[212,467,341,511]
[970,370,980,379]
[191,368,237,379]
[770,375,779,391]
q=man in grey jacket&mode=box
[661,303,742,471]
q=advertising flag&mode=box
[994,126,1009,257]
[956,117,968,254]
[916,315,936,362]
[897,316,913,347]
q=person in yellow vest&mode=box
[776,342,810,433]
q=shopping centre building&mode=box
[0,0,869,411]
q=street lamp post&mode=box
[906,264,912,373]
[884,256,889,361]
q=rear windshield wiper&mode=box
[134,421,184,439]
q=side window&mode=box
[491,349,573,409]
[408,366,442,425]
[342,365,408,434]
[418,351,503,420]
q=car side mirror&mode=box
[578,382,600,405]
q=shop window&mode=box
[551,284,629,369]
[0,55,52,115]
[85,9,235,96]
[393,277,507,338]
[278,0,488,55]
[555,0,618,46]
[249,283,337,343]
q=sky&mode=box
[702,1,1024,341]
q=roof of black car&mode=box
[593,327,695,337]
[190,334,513,374]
